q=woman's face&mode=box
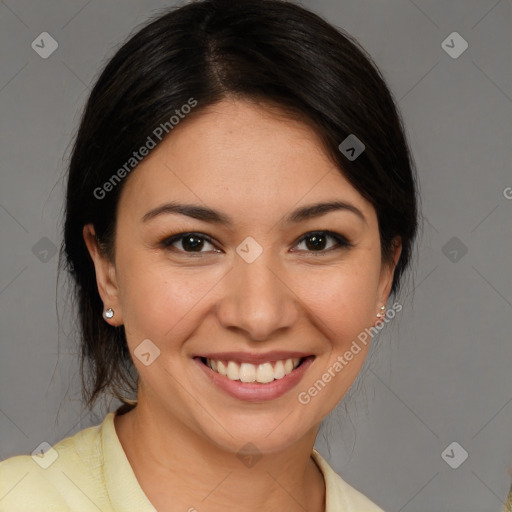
[86,98,400,454]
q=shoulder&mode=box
[0,415,112,512]
[312,449,386,512]
[505,484,512,512]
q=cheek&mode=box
[116,240,381,352]
[117,260,220,347]
[294,261,381,345]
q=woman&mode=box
[0,1,419,510]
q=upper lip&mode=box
[194,351,313,364]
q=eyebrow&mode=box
[142,200,366,225]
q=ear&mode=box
[375,236,402,322]
[83,224,123,326]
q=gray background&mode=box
[0,0,511,511]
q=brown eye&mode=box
[294,231,353,253]
[162,233,218,253]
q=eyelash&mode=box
[160,230,354,256]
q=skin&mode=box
[84,97,401,512]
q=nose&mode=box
[215,253,300,341]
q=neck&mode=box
[114,400,325,512]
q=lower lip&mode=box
[194,356,315,402]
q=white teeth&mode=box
[227,361,239,380]
[256,362,274,383]
[273,360,285,379]
[206,357,303,383]
[217,360,227,376]
[239,363,256,383]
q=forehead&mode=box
[117,99,374,223]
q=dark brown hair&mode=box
[61,0,420,410]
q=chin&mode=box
[195,409,315,456]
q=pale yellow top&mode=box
[0,412,385,511]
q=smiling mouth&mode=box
[198,356,312,384]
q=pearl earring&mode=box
[376,305,386,318]
[104,308,114,319]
